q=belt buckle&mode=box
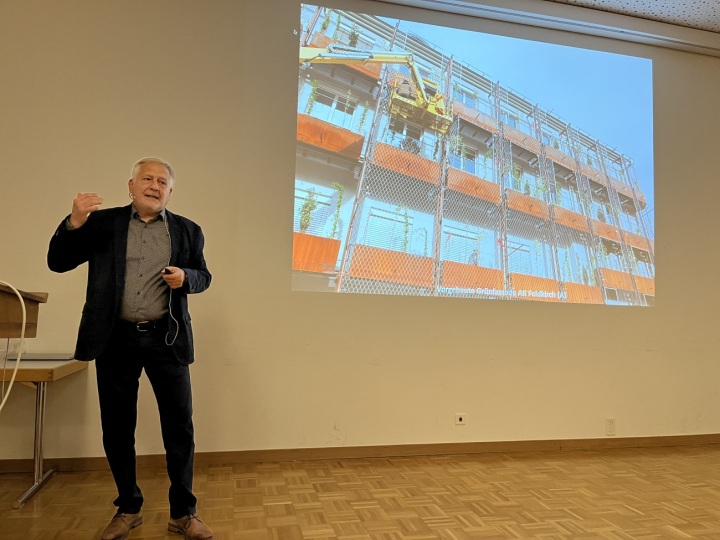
[136,321,150,332]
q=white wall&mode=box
[1,0,720,460]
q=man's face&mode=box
[128,162,173,218]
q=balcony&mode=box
[297,114,365,160]
[347,244,434,287]
[600,267,634,291]
[503,123,542,155]
[371,142,441,185]
[622,229,652,252]
[590,218,622,243]
[635,275,655,296]
[447,168,500,204]
[452,100,498,133]
[605,175,646,209]
[564,283,604,304]
[552,205,590,233]
[510,273,561,302]
[292,232,341,274]
[507,189,550,220]
[441,261,504,290]
[544,145,576,169]
[578,162,607,185]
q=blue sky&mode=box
[380,17,655,226]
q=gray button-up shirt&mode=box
[119,207,172,322]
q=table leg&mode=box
[13,381,57,509]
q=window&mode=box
[558,244,594,284]
[363,206,414,253]
[441,222,494,267]
[301,82,358,130]
[385,117,437,159]
[449,141,478,175]
[500,109,518,128]
[507,239,531,274]
[294,186,332,235]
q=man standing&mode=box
[48,158,213,540]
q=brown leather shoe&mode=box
[101,512,143,540]
[168,514,214,539]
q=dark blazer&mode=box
[47,204,211,364]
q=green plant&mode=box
[449,134,462,155]
[342,89,353,115]
[348,24,360,47]
[563,252,572,281]
[332,14,342,40]
[415,228,429,257]
[305,80,319,115]
[482,149,492,178]
[299,189,318,233]
[358,101,370,132]
[329,182,344,239]
[512,162,522,190]
[320,10,331,33]
[396,206,411,252]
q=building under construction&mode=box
[293,5,655,306]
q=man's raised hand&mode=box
[69,192,103,229]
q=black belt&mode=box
[118,319,166,332]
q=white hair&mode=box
[131,157,175,181]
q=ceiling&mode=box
[534,0,720,33]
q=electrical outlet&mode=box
[605,417,616,436]
[455,414,466,425]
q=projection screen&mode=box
[293,3,654,306]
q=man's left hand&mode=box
[162,267,186,289]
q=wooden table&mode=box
[2,354,88,508]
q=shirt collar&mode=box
[130,205,167,223]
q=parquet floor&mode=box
[3,445,720,539]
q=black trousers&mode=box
[95,321,197,519]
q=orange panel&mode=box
[297,114,365,160]
[564,283,604,304]
[452,101,498,133]
[447,168,500,204]
[591,219,622,242]
[635,275,655,295]
[510,273,561,302]
[553,205,590,233]
[545,145,575,169]
[504,124,542,154]
[309,33,334,48]
[292,233,341,274]
[600,268,634,291]
[348,245,434,287]
[507,190,550,220]
[441,261,504,291]
[608,176,647,207]
[579,163,607,185]
[372,142,440,185]
[622,230,651,252]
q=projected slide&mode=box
[294,4,654,305]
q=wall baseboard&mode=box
[3,434,720,474]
